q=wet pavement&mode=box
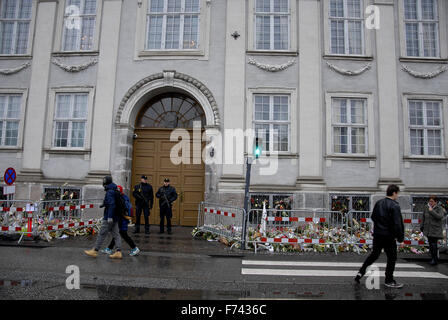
[0,226,447,300]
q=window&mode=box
[329,0,364,55]
[250,194,293,210]
[332,98,367,154]
[43,186,81,201]
[254,0,289,50]
[331,194,370,213]
[62,0,97,51]
[0,0,32,54]
[145,0,200,50]
[253,94,290,153]
[408,100,443,156]
[0,94,22,147]
[403,0,439,57]
[53,93,88,148]
[412,195,448,212]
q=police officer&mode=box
[132,175,154,234]
[155,178,177,234]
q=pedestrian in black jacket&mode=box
[155,178,177,234]
[355,184,405,289]
[132,175,154,234]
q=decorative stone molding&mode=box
[116,72,221,126]
[325,61,371,76]
[51,57,98,73]
[401,64,448,79]
[248,58,296,72]
[0,62,31,75]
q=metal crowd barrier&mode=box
[194,202,245,248]
[245,209,347,254]
[0,199,103,243]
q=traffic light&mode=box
[254,137,261,159]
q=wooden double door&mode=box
[131,129,205,226]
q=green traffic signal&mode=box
[255,137,261,158]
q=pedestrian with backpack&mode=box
[84,176,123,259]
[101,185,140,256]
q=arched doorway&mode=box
[131,92,206,226]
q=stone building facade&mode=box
[1,0,448,224]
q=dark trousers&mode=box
[160,206,172,232]
[428,236,439,262]
[135,204,150,231]
[358,235,397,283]
[108,230,136,250]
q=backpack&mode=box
[114,190,127,218]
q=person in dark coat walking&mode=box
[354,184,405,289]
[132,175,154,234]
[421,196,446,265]
[102,185,140,256]
[84,176,122,259]
[155,178,177,234]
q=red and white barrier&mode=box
[204,207,236,218]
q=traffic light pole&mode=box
[241,156,253,250]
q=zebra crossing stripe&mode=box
[242,260,425,269]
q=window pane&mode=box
[405,23,419,56]
[427,129,441,155]
[80,16,95,51]
[167,0,181,12]
[1,0,17,19]
[256,0,270,13]
[410,129,424,155]
[73,94,87,118]
[273,0,288,13]
[0,120,3,144]
[422,23,437,57]
[63,20,80,51]
[334,127,348,153]
[83,0,97,15]
[18,0,32,19]
[0,21,14,54]
[255,123,270,152]
[15,21,29,54]
[351,127,365,153]
[273,96,288,121]
[0,96,5,117]
[256,15,270,50]
[348,20,362,55]
[350,99,365,124]
[56,95,72,118]
[185,0,200,13]
[329,0,344,18]
[54,121,69,147]
[421,0,436,20]
[404,0,418,19]
[273,15,288,50]
[426,102,441,126]
[165,15,180,49]
[330,20,345,54]
[273,124,288,151]
[5,121,18,146]
[7,95,21,118]
[71,122,85,147]
[254,95,270,121]
[347,0,361,18]
[183,15,199,49]
[67,0,81,8]
[147,15,163,49]
[332,99,347,123]
[409,101,424,125]
[149,0,164,13]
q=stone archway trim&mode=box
[115,71,221,126]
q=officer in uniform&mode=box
[155,178,177,234]
[132,175,154,234]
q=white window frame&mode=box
[135,0,211,59]
[44,87,95,152]
[323,0,372,58]
[254,0,290,51]
[53,0,103,53]
[0,89,27,150]
[398,0,448,60]
[0,0,37,56]
[247,88,297,156]
[325,92,375,158]
[403,96,446,158]
[248,0,297,53]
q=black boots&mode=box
[429,243,439,266]
[134,226,140,234]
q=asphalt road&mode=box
[0,227,447,300]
